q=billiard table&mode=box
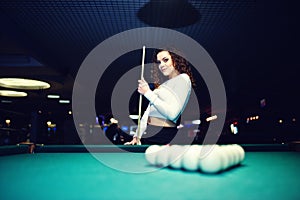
[0,144,299,200]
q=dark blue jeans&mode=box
[140,125,178,145]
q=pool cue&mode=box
[136,46,146,145]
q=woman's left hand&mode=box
[138,79,150,95]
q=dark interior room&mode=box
[0,1,299,199]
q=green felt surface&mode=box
[0,151,299,200]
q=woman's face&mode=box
[156,51,178,78]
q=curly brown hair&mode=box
[151,48,196,88]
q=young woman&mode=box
[125,48,194,145]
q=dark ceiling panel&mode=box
[0,0,298,117]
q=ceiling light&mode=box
[0,90,27,97]
[59,100,70,104]
[206,115,218,122]
[1,100,12,103]
[0,78,50,90]
[129,115,139,119]
[192,119,201,124]
[110,118,118,124]
[47,94,60,99]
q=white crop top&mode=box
[135,73,191,138]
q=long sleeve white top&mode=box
[135,73,191,138]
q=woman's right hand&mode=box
[138,79,150,95]
[124,137,141,145]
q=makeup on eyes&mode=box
[162,57,169,63]
[155,57,169,64]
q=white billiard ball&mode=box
[232,144,245,164]
[198,145,223,173]
[168,145,187,169]
[156,145,170,167]
[145,145,161,165]
[182,145,202,171]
